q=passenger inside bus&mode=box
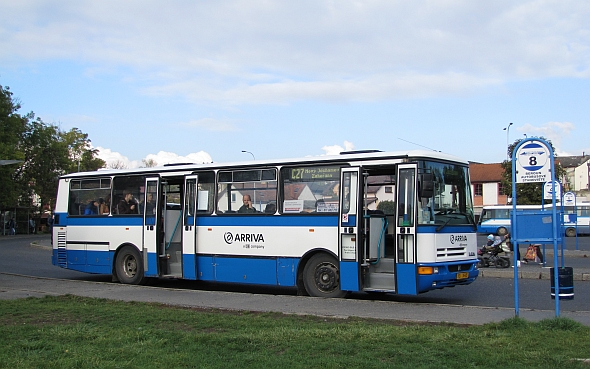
[238,194,258,213]
[84,199,98,215]
[117,191,138,214]
[103,195,112,214]
[264,202,276,214]
[98,198,109,215]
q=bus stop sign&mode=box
[543,180,561,200]
[515,141,551,183]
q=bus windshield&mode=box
[420,161,475,228]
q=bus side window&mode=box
[216,169,277,214]
[112,175,145,216]
[68,178,111,216]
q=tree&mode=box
[0,83,106,213]
[500,137,566,205]
[142,158,157,168]
[14,117,70,211]
[377,200,396,215]
[60,128,105,173]
[109,160,128,169]
[0,85,28,209]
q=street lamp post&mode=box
[503,122,513,160]
[241,150,255,160]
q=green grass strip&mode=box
[1,295,589,368]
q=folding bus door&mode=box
[339,167,361,291]
[143,177,160,277]
[395,164,418,295]
[182,175,199,279]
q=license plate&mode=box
[456,272,469,279]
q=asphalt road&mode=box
[1,234,589,325]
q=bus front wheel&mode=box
[497,227,508,236]
[115,246,145,285]
[303,253,346,298]
[565,227,576,237]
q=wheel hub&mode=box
[314,262,338,292]
[124,255,137,277]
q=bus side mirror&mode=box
[419,173,434,199]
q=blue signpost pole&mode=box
[549,151,560,316]
[511,146,519,316]
[510,147,520,317]
[575,196,579,251]
[511,137,560,317]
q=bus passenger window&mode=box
[112,175,145,216]
[280,165,340,214]
[68,178,111,216]
[217,169,277,214]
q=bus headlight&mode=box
[418,266,439,275]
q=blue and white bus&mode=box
[52,150,479,297]
[477,203,590,237]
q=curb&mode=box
[30,242,52,251]
[479,267,590,281]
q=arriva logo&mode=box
[224,232,265,245]
[450,234,468,244]
[224,232,234,244]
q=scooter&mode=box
[477,238,511,268]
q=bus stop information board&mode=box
[512,138,565,318]
[515,141,551,183]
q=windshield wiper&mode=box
[435,216,460,232]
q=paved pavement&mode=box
[29,237,590,281]
[0,235,588,326]
[478,249,590,281]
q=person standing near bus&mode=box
[47,212,54,244]
[118,192,137,214]
[238,194,257,213]
[8,217,16,235]
[28,217,36,234]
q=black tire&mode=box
[565,227,576,237]
[495,258,510,268]
[115,246,145,285]
[497,227,508,236]
[303,253,346,298]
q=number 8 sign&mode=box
[515,141,551,183]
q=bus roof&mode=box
[60,149,469,179]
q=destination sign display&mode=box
[287,166,341,181]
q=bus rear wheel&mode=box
[303,253,346,298]
[497,227,508,236]
[115,246,145,285]
[565,227,576,237]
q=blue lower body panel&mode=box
[55,248,301,286]
[53,249,113,274]
[397,264,418,295]
[196,255,299,286]
[340,261,360,291]
[416,262,479,293]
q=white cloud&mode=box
[321,141,355,156]
[518,121,576,156]
[2,1,589,104]
[95,147,141,169]
[96,147,212,169]
[144,151,213,166]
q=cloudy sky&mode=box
[1,1,589,168]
